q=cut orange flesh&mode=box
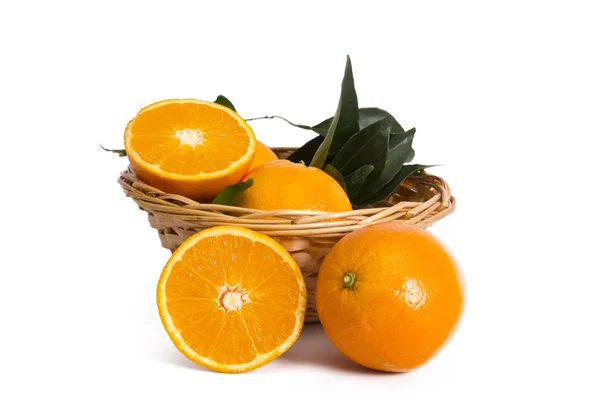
[124,99,256,200]
[157,226,306,373]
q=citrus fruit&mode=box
[249,141,278,171]
[316,222,464,372]
[124,99,256,201]
[234,160,352,212]
[157,226,306,373]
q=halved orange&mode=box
[157,226,307,373]
[124,99,256,201]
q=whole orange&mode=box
[248,141,278,171]
[234,160,352,213]
[316,222,465,372]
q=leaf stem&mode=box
[245,115,313,130]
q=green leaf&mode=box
[304,55,360,169]
[286,136,324,163]
[357,164,433,205]
[352,108,414,153]
[334,55,360,139]
[299,55,360,137]
[244,55,428,207]
[294,108,414,162]
[100,144,126,157]
[390,127,414,150]
[310,118,334,136]
[211,178,253,205]
[310,96,342,168]
[356,128,416,199]
[323,164,346,192]
[254,54,364,164]
[344,165,374,201]
[356,108,402,133]
[312,108,406,136]
[214,95,236,112]
[390,127,416,161]
[331,116,391,178]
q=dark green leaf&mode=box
[357,164,433,205]
[331,116,391,178]
[310,118,333,136]
[390,127,416,161]
[212,178,253,205]
[307,108,414,160]
[305,56,359,138]
[312,108,405,136]
[335,55,360,139]
[390,128,417,155]
[286,136,324,163]
[344,165,374,201]
[323,164,346,192]
[310,96,342,168]
[357,108,402,132]
[243,55,428,207]
[355,128,416,199]
[215,95,236,112]
[100,144,126,157]
[353,108,414,151]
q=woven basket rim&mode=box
[119,146,455,322]
[118,147,455,237]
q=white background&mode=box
[1,1,599,399]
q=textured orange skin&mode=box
[316,222,465,372]
[248,141,278,172]
[128,158,252,201]
[128,159,251,202]
[235,160,352,212]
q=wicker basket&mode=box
[119,147,455,322]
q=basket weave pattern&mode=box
[119,148,455,322]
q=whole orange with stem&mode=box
[248,141,278,171]
[234,160,352,213]
[316,222,465,372]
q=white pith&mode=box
[174,128,205,146]
[217,284,250,311]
